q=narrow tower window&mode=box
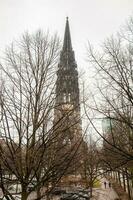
[63,93,66,103]
[68,93,71,102]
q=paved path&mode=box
[92,178,119,200]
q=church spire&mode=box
[63,17,72,51]
[55,18,79,107]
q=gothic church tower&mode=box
[54,18,84,182]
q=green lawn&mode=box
[93,179,101,188]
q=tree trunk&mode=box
[37,186,41,200]
[122,169,126,191]
[118,171,121,186]
[125,169,131,200]
[21,185,28,200]
[89,182,93,198]
[89,187,93,198]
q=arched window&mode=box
[68,138,71,146]
[63,93,66,103]
[63,81,66,88]
[63,137,71,146]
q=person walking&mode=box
[104,181,107,189]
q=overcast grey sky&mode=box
[0,0,133,69]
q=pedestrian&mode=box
[109,182,111,188]
[104,181,106,188]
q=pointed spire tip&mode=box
[63,16,72,51]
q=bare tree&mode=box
[85,15,133,167]
[84,17,133,200]
[0,30,84,200]
[82,136,102,197]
